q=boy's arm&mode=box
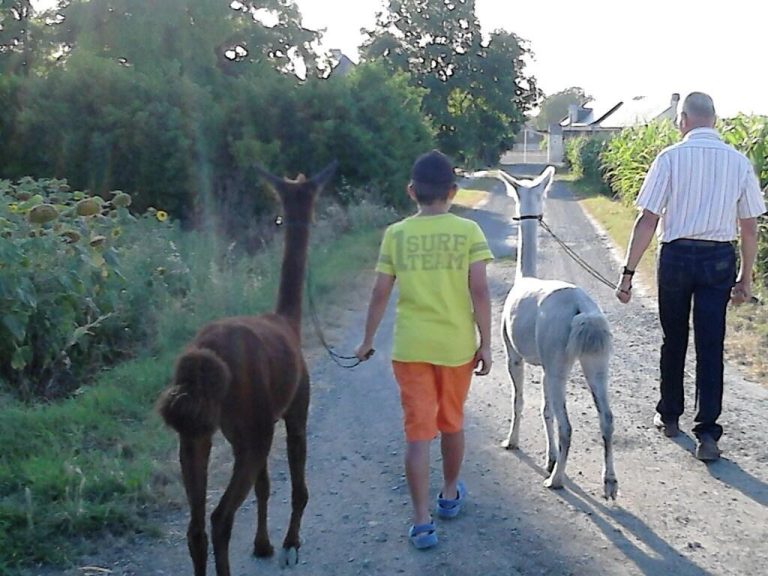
[355,272,395,360]
[469,260,492,375]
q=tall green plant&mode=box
[0,178,182,399]
[722,115,768,286]
[600,120,680,205]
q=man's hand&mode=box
[615,275,632,304]
[730,279,752,306]
[474,345,492,376]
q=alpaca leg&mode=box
[543,373,571,490]
[211,448,267,576]
[180,435,213,576]
[281,381,309,566]
[540,373,558,474]
[581,355,618,499]
[502,326,525,449]
[253,464,274,558]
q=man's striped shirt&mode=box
[635,127,766,242]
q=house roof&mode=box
[561,93,680,129]
[560,99,622,127]
[599,95,676,129]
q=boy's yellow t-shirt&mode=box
[375,212,493,366]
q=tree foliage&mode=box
[0,1,435,237]
[360,0,540,164]
[0,0,40,75]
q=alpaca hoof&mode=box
[501,437,518,450]
[603,478,619,500]
[279,546,299,568]
[253,540,274,558]
[544,475,563,490]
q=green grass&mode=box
[454,186,489,208]
[568,177,658,293]
[0,219,384,574]
[0,355,174,570]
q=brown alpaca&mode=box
[156,162,337,576]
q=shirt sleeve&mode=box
[635,154,671,215]
[374,226,396,276]
[468,221,494,264]
[737,161,767,219]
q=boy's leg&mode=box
[405,440,432,526]
[436,361,474,499]
[392,361,439,527]
[440,430,464,500]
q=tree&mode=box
[359,0,540,164]
[0,0,39,75]
[48,0,321,81]
[534,86,592,130]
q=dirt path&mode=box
[37,167,768,576]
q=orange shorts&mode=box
[392,360,475,442]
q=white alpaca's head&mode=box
[498,166,555,219]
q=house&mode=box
[327,49,356,77]
[559,93,680,139]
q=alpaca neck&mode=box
[516,219,539,278]
[276,223,310,335]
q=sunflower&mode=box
[156,210,169,222]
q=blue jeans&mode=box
[656,240,736,441]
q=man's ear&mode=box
[407,182,417,201]
[447,183,459,200]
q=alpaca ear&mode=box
[309,160,339,189]
[497,170,524,188]
[533,165,555,195]
[253,163,285,190]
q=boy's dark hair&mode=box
[410,149,457,205]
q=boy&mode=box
[355,149,493,549]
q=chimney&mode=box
[567,104,579,126]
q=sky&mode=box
[30,0,767,117]
[295,0,767,118]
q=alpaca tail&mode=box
[156,348,231,437]
[567,311,612,358]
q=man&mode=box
[615,92,766,461]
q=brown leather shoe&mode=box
[653,413,680,438]
[695,436,721,462]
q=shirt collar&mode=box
[683,127,721,142]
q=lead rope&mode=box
[520,216,618,291]
[305,264,374,369]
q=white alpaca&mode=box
[473,166,618,499]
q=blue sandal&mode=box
[436,481,466,519]
[408,520,438,549]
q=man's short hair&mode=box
[682,92,716,119]
[410,149,456,205]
